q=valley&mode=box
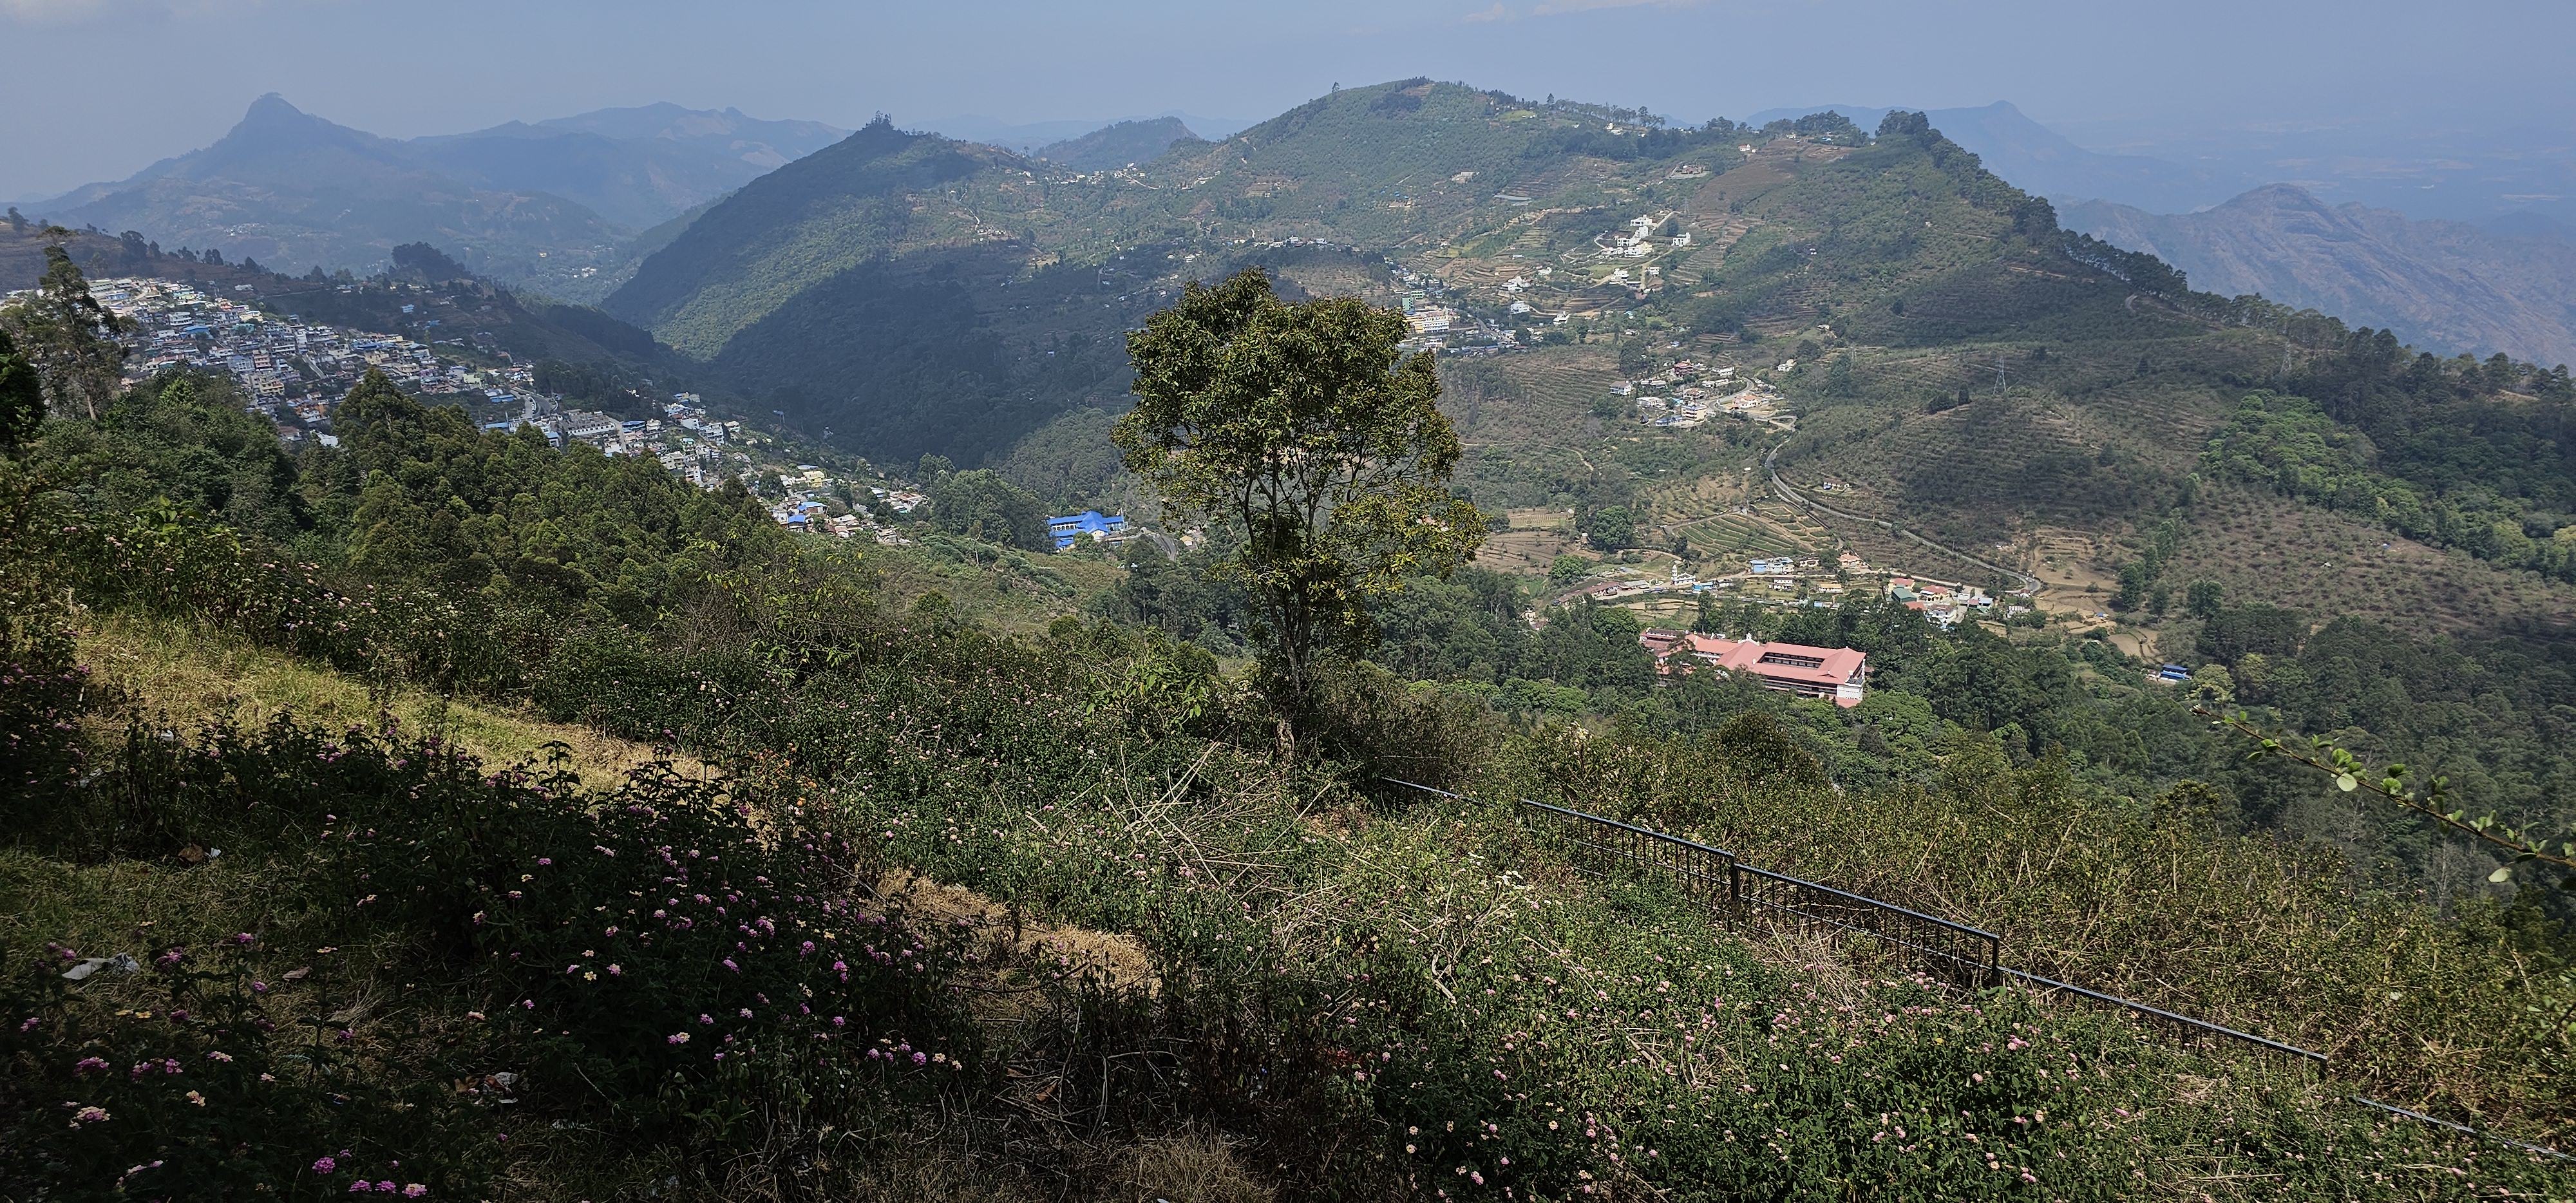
[7,61,2576,1201]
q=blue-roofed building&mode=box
[1048,510,1128,549]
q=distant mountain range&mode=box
[2063,185,2576,366]
[411,102,848,227]
[23,96,845,299]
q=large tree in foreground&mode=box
[1115,269,1485,728]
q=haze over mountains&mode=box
[25,88,2574,370]
[25,95,845,299]
[2062,186,2576,366]
[1760,102,2576,365]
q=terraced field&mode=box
[1676,511,1806,560]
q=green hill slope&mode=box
[604,82,2576,650]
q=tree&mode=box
[2185,580,2224,618]
[0,245,125,421]
[1587,505,1634,550]
[1116,269,1485,725]
[927,468,1051,551]
[0,328,41,450]
[1548,554,1589,587]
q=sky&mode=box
[4,0,2571,200]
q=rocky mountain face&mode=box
[2062,184,2576,366]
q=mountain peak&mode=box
[213,93,373,156]
[2219,182,2329,211]
[238,93,314,129]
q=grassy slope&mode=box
[76,611,706,784]
[15,618,2567,1198]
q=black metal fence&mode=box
[1377,777,2569,1162]
[1515,797,1738,907]
[1734,864,2001,988]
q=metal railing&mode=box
[1734,863,2000,988]
[1374,777,2572,1162]
[1515,797,1739,907]
[1997,968,2324,1069]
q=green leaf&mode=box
[2334,773,2357,792]
[2488,866,2514,884]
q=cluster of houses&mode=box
[1600,213,1687,260]
[1616,361,1778,430]
[1571,545,2026,636]
[1637,628,1868,707]
[533,393,753,487]
[1885,575,1998,627]
[66,276,782,495]
[75,276,526,443]
[769,469,925,546]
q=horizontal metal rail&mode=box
[2349,1096,2571,1162]
[1998,968,2324,1066]
[1375,777,2573,1163]
[1736,864,2000,987]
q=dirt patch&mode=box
[875,870,1157,999]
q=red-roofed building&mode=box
[1639,630,1868,706]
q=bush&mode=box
[3,715,980,1197]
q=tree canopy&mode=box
[1115,269,1484,719]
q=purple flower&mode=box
[668,1033,690,1045]
[348,1182,374,1193]
[722,958,739,973]
[314,1157,337,1173]
[912,1052,927,1065]
[799,941,815,956]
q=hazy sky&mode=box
[5,0,2569,199]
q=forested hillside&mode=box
[598,83,2573,645]
[4,298,2573,1198]
[10,80,2576,1199]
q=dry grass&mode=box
[73,611,706,785]
[873,868,1158,998]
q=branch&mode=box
[2196,706,2576,886]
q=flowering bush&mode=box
[0,937,488,1199]
[5,714,980,1197]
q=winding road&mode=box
[1763,439,2041,594]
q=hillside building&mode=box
[1048,510,1129,549]
[1638,630,1867,706]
